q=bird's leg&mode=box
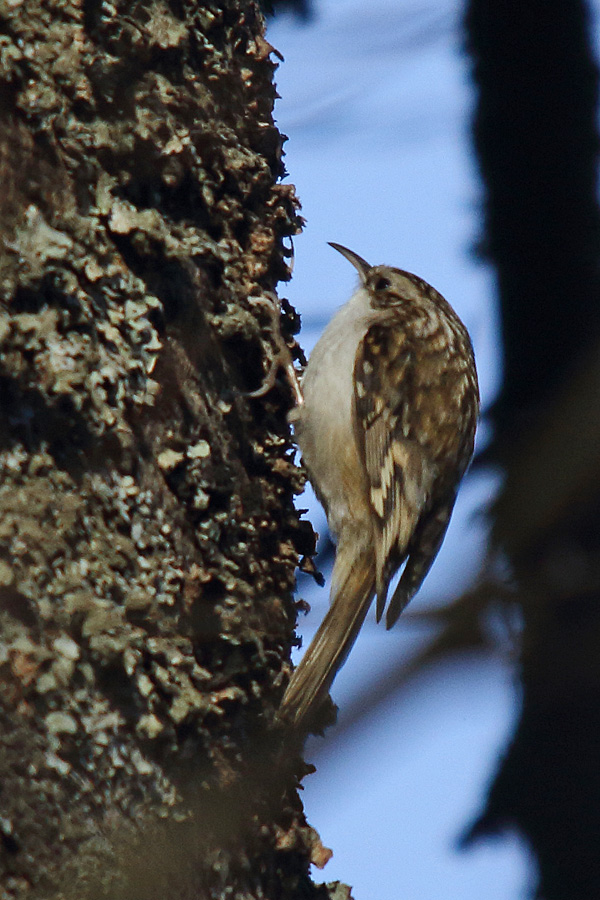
[246,292,304,408]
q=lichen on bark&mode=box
[0,1,328,897]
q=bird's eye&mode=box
[374,276,391,291]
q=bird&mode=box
[279,242,480,728]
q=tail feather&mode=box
[279,548,375,729]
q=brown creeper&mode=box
[280,243,479,728]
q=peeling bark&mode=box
[0,1,333,897]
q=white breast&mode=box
[294,288,375,541]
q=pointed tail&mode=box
[279,547,376,729]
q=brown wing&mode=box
[354,311,479,625]
[385,352,479,629]
[354,323,436,621]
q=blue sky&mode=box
[267,1,536,897]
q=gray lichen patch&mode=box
[0,0,318,897]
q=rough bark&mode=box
[0,1,332,897]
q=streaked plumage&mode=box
[280,243,479,728]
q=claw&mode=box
[247,294,303,407]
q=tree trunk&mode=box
[0,1,332,897]
[465,2,600,898]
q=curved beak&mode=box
[328,242,371,284]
